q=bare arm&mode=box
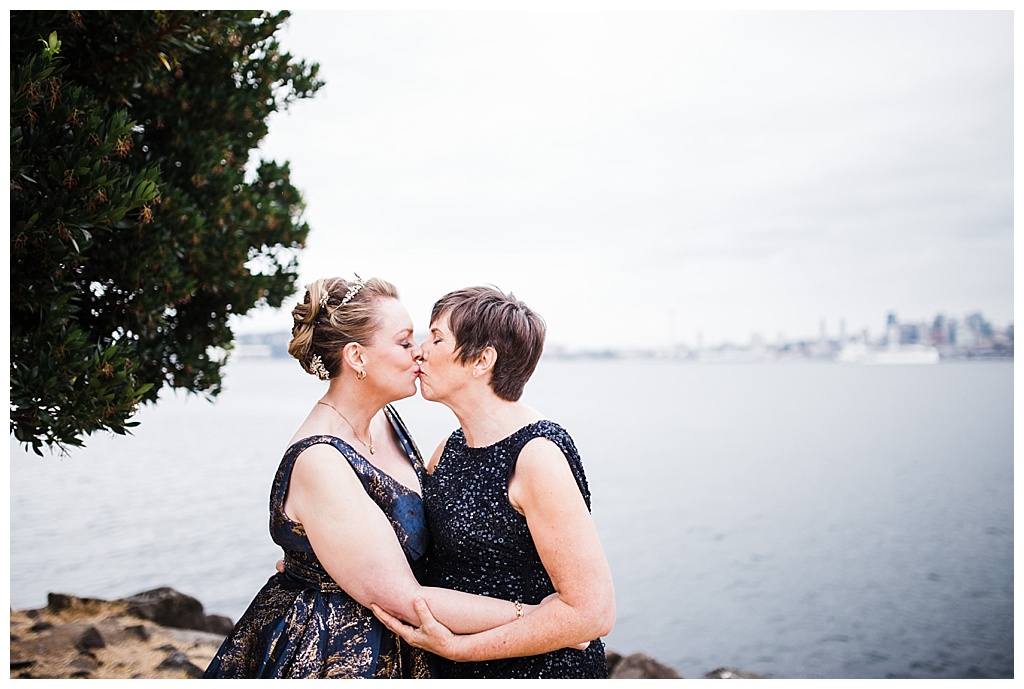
[287,444,521,634]
[374,437,616,661]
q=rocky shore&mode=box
[10,588,764,679]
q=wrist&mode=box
[449,633,475,663]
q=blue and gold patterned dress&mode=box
[423,420,608,678]
[203,405,434,678]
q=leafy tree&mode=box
[10,11,323,454]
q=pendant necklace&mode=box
[317,400,375,454]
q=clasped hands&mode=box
[371,594,590,661]
[274,559,588,659]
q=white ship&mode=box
[836,342,940,364]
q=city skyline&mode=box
[236,305,1012,359]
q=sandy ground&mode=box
[9,598,222,679]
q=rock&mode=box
[69,656,98,676]
[206,613,235,636]
[9,591,224,679]
[47,592,111,614]
[75,626,106,654]
[119,586,228,634]
[704,667,767,679]
[45,594,74,612]
[156,649,205,678]
[609,652,683,679]
[606,649,765,679]
[125,625,150,641]
[605,650,623,675]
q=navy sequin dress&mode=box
[423,420,608,679]
[203,405,434,679]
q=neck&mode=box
[319,379,383,433]
[445,387,537,448]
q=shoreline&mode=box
[10,587,763,679]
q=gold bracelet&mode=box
[513,600,524,619]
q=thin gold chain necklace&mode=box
[317,400,375,454]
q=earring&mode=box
[356,370,367,381]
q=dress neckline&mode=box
[288,406,425,499]
[459,419,551,451]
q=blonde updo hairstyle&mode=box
[288,276,400,380]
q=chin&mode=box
[389,383,417,401]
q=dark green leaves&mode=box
[10,10,322,454]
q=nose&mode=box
[411,341,423,362]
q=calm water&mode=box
[9,359,1013,679]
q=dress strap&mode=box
[384,404,425,470]
[270,435,360,552]
[271,435,356,514]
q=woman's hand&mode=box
[373,595,588,659]
[372,598,466,661]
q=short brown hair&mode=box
[431,286,546,401]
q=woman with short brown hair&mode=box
[375,285,616,678]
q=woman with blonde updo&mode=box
[204,275,550,679]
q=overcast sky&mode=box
[236,9,1013,349]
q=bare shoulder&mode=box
[509,435,587,517]
[518,434,569,467]
[512,435,577,489]
[291,441,360,488]
[283,440,361,525]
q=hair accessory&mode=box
[318,289,330,309]
[341,273,366,305]
[309,353,330,380]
